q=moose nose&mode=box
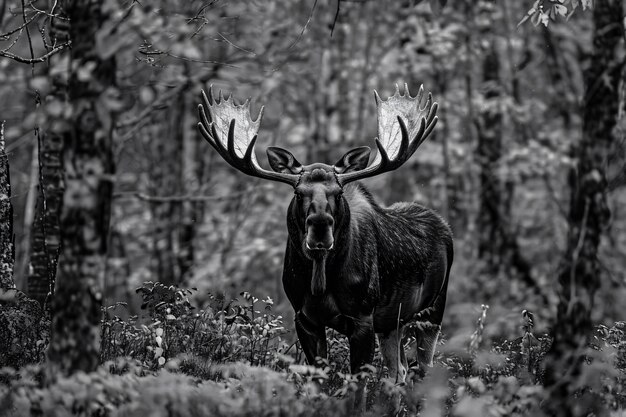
[306,214,334,228]
[305,214,334,251]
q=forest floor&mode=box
[0,282,624,417]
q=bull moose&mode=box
[197,84,453,383]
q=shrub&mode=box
[0,290,49,369]
[2,283,625,416]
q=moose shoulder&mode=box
[197,84,453,382]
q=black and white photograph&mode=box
[0,0,625,416]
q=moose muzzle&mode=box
[305,213,334,251]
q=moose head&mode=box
[197,84,439,296]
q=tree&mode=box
[46,0,118,376]
[542,1,622,415]
[0,121,14,290]
[26,10,68,307]
[469,1,539,302]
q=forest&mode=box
[0,0,625,416]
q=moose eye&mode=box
[294,192,303,201]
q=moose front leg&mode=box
[348,316,376,374]
[348,316,376,414]
[295,311,327,365]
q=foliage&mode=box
[1,0,626,415]
[2,0,624,333]
[519,0,592,27]
[2,285,626,416]
[0,289,49,369]
[102,282,289,370]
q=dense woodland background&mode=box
[0,0,625,416]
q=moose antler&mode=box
[197,87,300,186]
[336,83,438,185]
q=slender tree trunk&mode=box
[0,121,15,290]
[543,2,622,416]
[17,142,39,289]
[474,2,539,299]
[476,16,505,270]
[179,92,195,280]
[26,131,63,306]
[25,8,68,307]
[148,101,184,285]
[47,0,116,376]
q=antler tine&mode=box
[198,89,230,162]
[337,84,439,185]
[197,87,300,187]
[415,84,425,107]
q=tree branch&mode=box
[113,185,271,203]
[0,41,70,64]
[0,11,38,39]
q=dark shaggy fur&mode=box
[282,182,453,374]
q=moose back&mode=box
[197,84,453,382]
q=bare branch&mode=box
[115,66,218,132]
[114,186,271,203]
[21,0,36,72]
[137,46,240,68]
[215,32,256,56]
[0,41,70,64]
[0,10,38,39]
[30,2,69,20]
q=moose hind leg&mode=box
[378,329,408,383]
[378,328,408,416]
[295,311,327,365]
[415,321,441,369]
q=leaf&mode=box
[154,347,163,358]
[77,62,97,82]
[30,76,50,95]
[518,8,536,27]
[554,4,567,16]
[518,0,542,26]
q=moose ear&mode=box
[334,146,371,174]
[267,147,303,174]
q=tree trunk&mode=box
[475,2,538,299]
[148,103,183,285]
[16,143,39,290]
[25,7,68,307]
[46,0,116,377]
[0,121,15,290]
[179,92,196,280]
[26,131,63,307]
[543,1,622,416]
[476,20,505,269]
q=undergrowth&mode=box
[0,282,624,416]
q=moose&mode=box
[197,84,453,384]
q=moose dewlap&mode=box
[197,84,453,382]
